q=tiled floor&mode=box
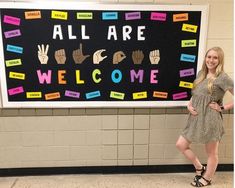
[0,172,233,188]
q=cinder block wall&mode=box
[0,0,233,168]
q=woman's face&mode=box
[205,50,219,72]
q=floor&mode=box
[0,172,233,188]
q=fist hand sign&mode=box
[55,49,66,64]
[132,50,144,64]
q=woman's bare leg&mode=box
[176,136,203,170]
[203,141,219,180]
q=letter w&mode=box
[37,70,52,84]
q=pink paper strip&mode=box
[172,92,187,100]
[3,15,21,26]
[4,29,21,38]
[8,86,24,96]
[150,12,167,21]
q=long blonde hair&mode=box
[193,47,224,94]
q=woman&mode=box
[176,47,234,187]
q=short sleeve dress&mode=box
[181,71,234,143]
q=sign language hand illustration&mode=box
[72,43,90,64]
[149,49,160,64]
[132,50,144,64]
[113,51,126,64]
[93,49,107,64]
[55,49,66,64]
[38,44,49,64]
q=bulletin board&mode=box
[0,2,209,108]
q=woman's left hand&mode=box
[209,102,222,112]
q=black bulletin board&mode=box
[0,2,209,108]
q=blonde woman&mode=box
[176,47,234,187]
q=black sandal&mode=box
[194,165,206,181]
[191,176,212,187]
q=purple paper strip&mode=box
[4,29,21,38]
[65,90,80,98]
[172,92,187,100]
[179,68,195,77]
[125,12,141,20]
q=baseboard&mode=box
[0,164,233,177]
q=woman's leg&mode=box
[176,135,203,170]
[203,141,219,180]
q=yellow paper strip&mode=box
[25,11,41,19]
[153,91,168,99]
[77,12,93,19]
[110,91,125,100]
[26,92,42,98]
[182,23,198,33]
[9,72,25,80]
[5,59,22,67]
[133,91,147,99]
[181,39,197,47]
[45,92,60,100]
[179,81,193,89]
[51,11,68,20]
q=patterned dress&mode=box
[181,72,234,143]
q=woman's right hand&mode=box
[187,105,198,116]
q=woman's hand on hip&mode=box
[187,105,198,115]
[209,102,222,112]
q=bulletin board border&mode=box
[0,2,209,108]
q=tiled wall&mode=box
[0,0,233,168]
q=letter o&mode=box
[111,69,122,83]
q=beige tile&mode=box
[134,115,149,129]
[35,109,53,116]
[118,115,134,129]
[18,109,36,116]
[149,144,164,159]
[118,159,133,165]
[150,114,166,129]
[0,132,22,147]
[165,114,188,129]
[134,159,149,165]
[118,130,133,144]
[69,108,86,115]
[102,145,117,159]
[150,129,181,144]
[134,145,148,159]
[102,115,118,129]
[102,130,118,144]
[134,130,149,144]
[0,117,22,131]
[1,109,19,116]
[38,146,70,161]
[22,132,53,146]
[118,145,133,159]
[52,109,69,116]
[86,131,102,145]
[118,108,134,115]
[54,131,86,146]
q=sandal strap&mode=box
[195,165,206,171]
[201,176,211,184]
